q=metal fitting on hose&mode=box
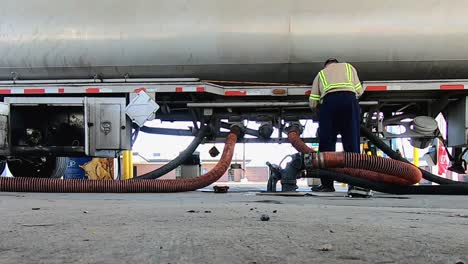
[228,123,244,139]
[303,153,314,170]
[288,130,422,186]
[258,122,274,139]
[303,152,324,169]
[286,122,303,135]
[303,152,337,170]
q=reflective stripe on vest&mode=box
[354,83,362,91]
[346,63,353,84]
[348,63,363,91]
[318,71,328,88]
[309,94,320,101]
[319,63,358,92]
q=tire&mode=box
[7,156,67,178]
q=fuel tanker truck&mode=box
[0,0,468,186]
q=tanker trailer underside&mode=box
[0,78,467,178]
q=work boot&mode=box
[311,184,335,192]
[347,186,373,198]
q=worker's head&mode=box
[324,58,339,68]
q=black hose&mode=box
[131,127,140,148]
[140,126,195,137]
[134,126,209,179]
[314,169,468,195]
[360,126,467,185]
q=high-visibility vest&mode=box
[319,63,362,92]
[309,64,362,101]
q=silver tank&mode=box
[1,0,468,82]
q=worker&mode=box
[309,58,371,196]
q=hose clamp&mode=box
[303,153,314,169]
[318,153,325,169]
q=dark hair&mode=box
[324,58,339,67]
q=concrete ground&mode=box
[0,187,467,264]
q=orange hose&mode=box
[0,130,239,193]
[288,130,421,185]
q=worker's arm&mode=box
[309,75,321,109]
[351,65,364,97]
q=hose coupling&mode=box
[229,123,245,138]
[286,122,303,135]
[303,152,324,169]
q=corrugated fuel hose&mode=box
[360,126,468,185]
[288,130,422,185]
[0,129,239,193]
[288,130,468,195]
[315,169,468,195]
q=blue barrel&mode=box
[64,157,92,179]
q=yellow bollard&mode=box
[122,150,134,180]
[413,147,420,185]
[413,147,419,167]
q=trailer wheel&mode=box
[7,157,67,178]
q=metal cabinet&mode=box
[85,97,131,157]
[2,97,130,158]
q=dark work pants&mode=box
[318,91,361,188]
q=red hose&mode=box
[288,130,422,185]
[0,131,238,193]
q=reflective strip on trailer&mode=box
[365,83,468,91]
[0,88,68,94]
[0,80,467,96]
[440,84,465,90]
[24,88,45,94]
[225,88,288,96]
[176,86,205,92]
[225,90,247,96]
[86,88,101,93]
[366,85,387,91]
